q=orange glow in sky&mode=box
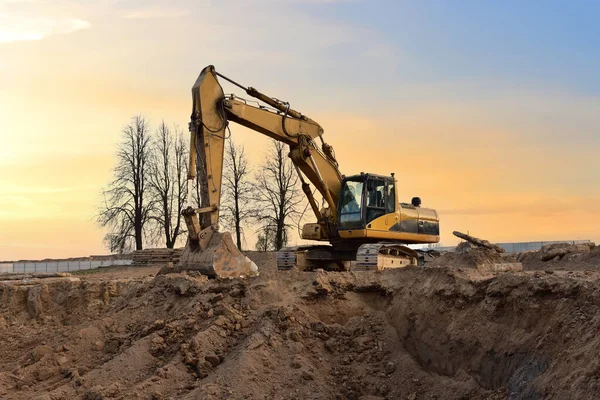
[1,1,599,260]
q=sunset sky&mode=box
[1,0,599,260]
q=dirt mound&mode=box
[2,256,600,399]
[428,248,522,273]
[519,243,600,271]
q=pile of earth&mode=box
[517,242,600,271]
[426,245,522,273]
[2,253,600,399]
[428,241,600,273]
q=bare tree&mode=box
[254,140,304,250]
[98,115,153,252]
[255,227,275,251]
[147,121,188,248]
[221,137,254,250]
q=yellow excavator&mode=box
[179,65,440,277]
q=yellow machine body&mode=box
[180,65,439,276]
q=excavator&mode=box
[179,65,440,278]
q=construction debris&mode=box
[540,242,596,262]
[429,248,523,273]
[453,231,505,253]
[132,248,182,266]
[426,232,523,273]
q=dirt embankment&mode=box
[518,244,600,271]
[430,241,600,273]
[2,255,600,399]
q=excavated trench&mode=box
[303,268,600,399]
[379,290,549,398]
[1,265,600,399]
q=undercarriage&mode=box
[276,242,425,272]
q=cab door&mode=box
[384,179,398,226]
[365,178,398,232]
[365,179,386,224]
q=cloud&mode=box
[0,13,91,43]
[124,7,188,19]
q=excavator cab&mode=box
[338,173,396,230]
[337,172,439,245]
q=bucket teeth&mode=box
[178,231,258,278]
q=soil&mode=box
[71,265,161,280]
[2,252,600,399]
[517,245,600,271]
[427,248,522,272]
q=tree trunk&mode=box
[163,197,171,248]
[234,188,242,250]
[275,218,284,250]
[135,216,143,250]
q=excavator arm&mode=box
[185,65,343,242]
[179,65,343,276]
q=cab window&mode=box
[339,180,364,229]
[366,179,385,223]
[386,181,395,213]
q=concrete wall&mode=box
[0,263,13,274]
[1,259,132,274]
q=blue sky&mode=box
[306,0,600,93]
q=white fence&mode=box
[1,259,132,274]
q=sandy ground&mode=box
[1,251,600,399]
[72,265,162,280]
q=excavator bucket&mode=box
[178,227,258,278]
[178,207,258,278]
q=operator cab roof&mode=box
[343,173,394,181]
